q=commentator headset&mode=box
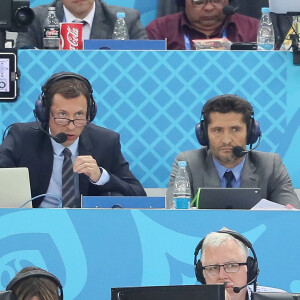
[6,268,63,300]
[34,71,97,123]
[195,94,262,148]
[194,230,259,293]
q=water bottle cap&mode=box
[48,7,56,11]
[261,7,270,14]
[117,12,126,18]
[178,161,187,167]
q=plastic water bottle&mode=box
[173,161,191,209]
[112,12,129,40]
[257,7,275,50]
[43,7,60,49]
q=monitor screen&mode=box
[111,284,225,300]
[251,292,300,300]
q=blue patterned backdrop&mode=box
[1,50,299,188]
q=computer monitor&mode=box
[111,284,225,300]
[194,188,261,209]
[251,292,300,300]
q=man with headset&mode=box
[0,71,146,208]
[16,0,148,49]
[165,94,300,209]
[194,228,285,300]
[146,0,259,50]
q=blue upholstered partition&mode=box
[0,209,299,299]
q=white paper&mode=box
[269,0,300,14]
[251,199,298,211]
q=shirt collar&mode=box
[213,156,246,182]
[63,2,95,27]
[49,129,79,157]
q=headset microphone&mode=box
[233,273,259,293]
[32,125,67,144]
[223,0,239,16]
[233,134,262,158]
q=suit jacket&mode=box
[16,0,148,49]
[0,122,146,207]
[166,147,300,209]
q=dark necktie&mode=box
[224,171,235,188]
[62,148,76,207]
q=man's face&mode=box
[185,0,229,34]
[49,93,88,147]
[62,0,95,19]
[207,111,247,168]
[202,240,248,299]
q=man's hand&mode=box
[73,155,101,183]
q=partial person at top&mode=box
[146,0,259,50]
[0,71,146,208]
[194,228,285,300]
[16,0,148,49]
[6,266,62,300]
[166,94,300,209]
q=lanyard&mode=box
[184,28,228,50]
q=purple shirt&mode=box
[146,12,259,50]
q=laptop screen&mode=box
[195,188,261,210]
[111,284,225,300]
[0,168,32,208]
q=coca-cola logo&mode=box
[45,29,59,37]
[66,26,79,50]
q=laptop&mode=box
[251,292,300,300]
[0,168,32,208]
[196,188,261,210]
[111,284,225,300]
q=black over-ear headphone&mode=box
[195,94,261,147]
[34,71,97,123]
[194,230,259,286]
[6,269,63,300]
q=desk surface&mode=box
[0,209,299,299]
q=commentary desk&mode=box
[0,208,299,299]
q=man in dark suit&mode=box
[16,0,148,49]
[0,72,146,207]
[166,94,300,209]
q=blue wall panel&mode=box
[0,209,299,299]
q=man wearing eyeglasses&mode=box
[0,72,146,208]
[146,0,259,50]
[195,229,285,300]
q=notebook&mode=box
[0,168,32,208]
[196,188,261,210]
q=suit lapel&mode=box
[241,155,259,187]
[90,1,113,39]
[203,151,221,187]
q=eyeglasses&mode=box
[191,0,225,6]
[50,111,89,127]
[202,262,247,276]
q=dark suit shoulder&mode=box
[248,150,280,164]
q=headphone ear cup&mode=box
[89,100,97,122]
[247,119,261,145]
[34,95,49,123]
[195,260,206,284]
[246,256,258,283]
[195,121,208,146]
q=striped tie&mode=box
[62,148,76,207]
[224,171,235,188]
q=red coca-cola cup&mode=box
[60,22,83,50]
